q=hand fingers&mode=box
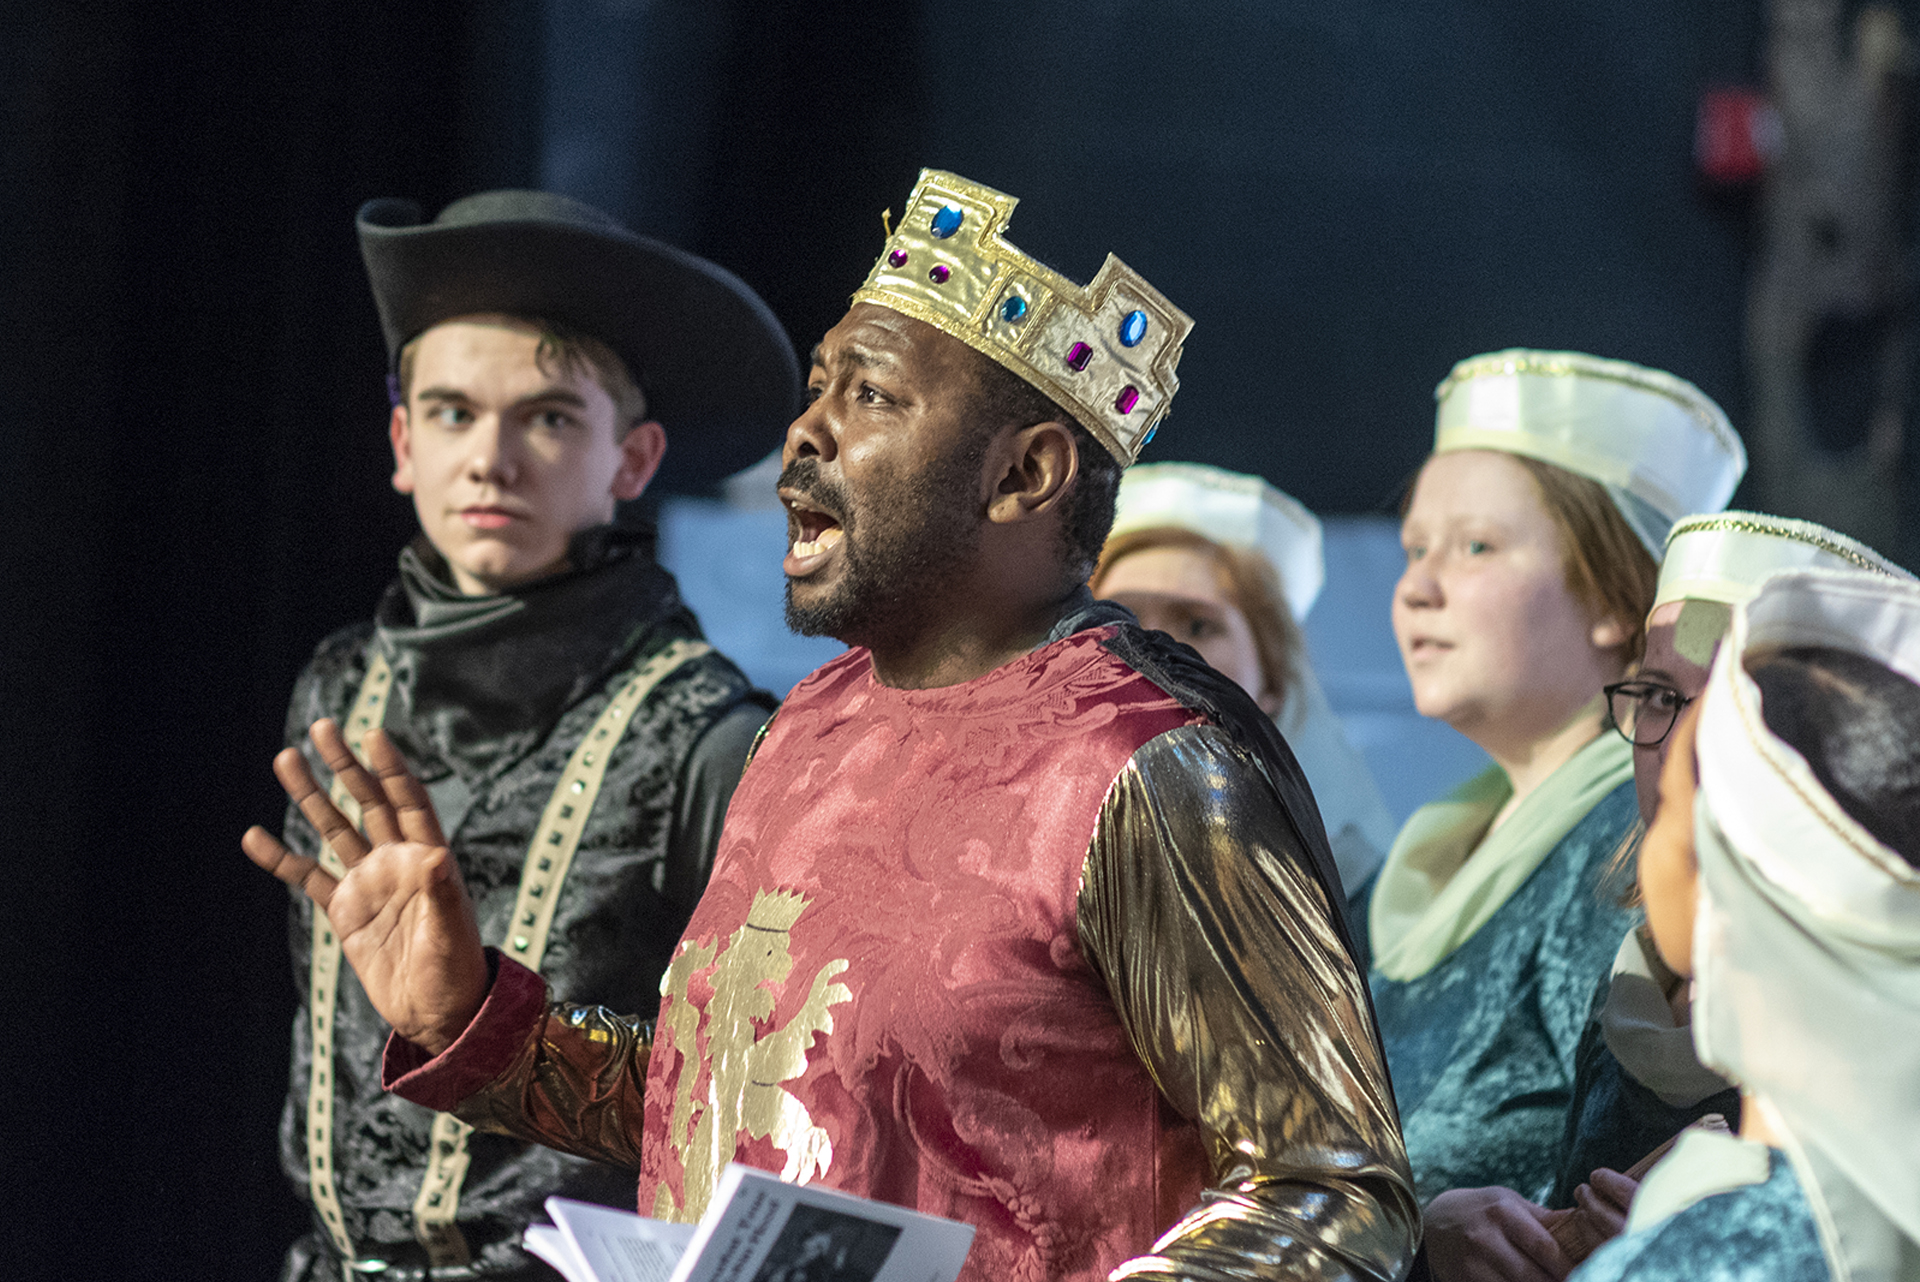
[1428,1189,1565,1282]
[1574,1183,1629,1240]
[309,719,403,847]
[273,744,371,868]
[242,824,338,908]
[1504,1200,1576,1281]
[1587,1168,1637,1213]
[361,728,446,847]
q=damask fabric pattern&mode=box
[279,531,772,1281]
[387,619,1418,1282]
[1369,783,1640,1204]
[1548,991,1740,1209]
[1570,1149,1829,1282]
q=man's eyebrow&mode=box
[411,385,591,410]
[513,386,589,408]
[809,343,890,374]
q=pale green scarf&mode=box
[1370,731,1633,982]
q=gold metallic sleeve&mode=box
[1081,725,1420,1282]
[451,1001,656,1173]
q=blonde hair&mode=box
[1092,526,1302,706]
[1509,456,1659,666]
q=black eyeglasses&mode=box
[1603,680,1696,748]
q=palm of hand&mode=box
[329,838,489,1053]
[243,720,489,1056]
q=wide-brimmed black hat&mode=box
[358,190,800,453]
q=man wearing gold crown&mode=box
[245,170,1419,1282]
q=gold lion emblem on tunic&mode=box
[653,888,852,1221]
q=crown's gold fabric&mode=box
[853,170,1193,464]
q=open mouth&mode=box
[780,490,846,576]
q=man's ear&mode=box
[985,420,1076,526]
[612,420,667,501]
[389,403,416,495]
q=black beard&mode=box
[781,442,986,648]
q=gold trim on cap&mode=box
[1667,514,1896,575]
[1436,351,1733,438]
[1653,511,1913,610]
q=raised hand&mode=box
[243,719,490,1056]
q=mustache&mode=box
[777,458,851,526]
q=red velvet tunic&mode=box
[639,630,1202,1282]
[388,616,1419,1282]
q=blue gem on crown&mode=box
[1001,294,1028,323]
[1119,309,1148,348]
[930,205,964,239]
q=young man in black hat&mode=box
[248,172,1418,1282]
[271,190,798,1281]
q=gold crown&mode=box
[852,169,1193,464]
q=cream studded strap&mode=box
[497,639,713,964]
[405,638,713,1267]
[305,651,392,1265]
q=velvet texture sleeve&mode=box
[1080,724,1421,1282]
[385,952,657,1173]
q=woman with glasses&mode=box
[1368,351,1745,1282]
[1546,513,1912,1258]
[1573,568,1920,1282]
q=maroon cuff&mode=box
[382,949,548,1112]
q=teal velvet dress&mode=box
[1369,782,1639,1203]
[1548,984,1739,1207]
[1571,1148,1827,1282]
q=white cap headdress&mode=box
[1655,511,1913,610]
[1692,569,1920,1280]
[1434,350,1747,556]
[1109,462,1324,622]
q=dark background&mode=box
[2,2,1908,1279]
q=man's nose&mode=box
[464,416,516,482]
[782,396,835,468]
